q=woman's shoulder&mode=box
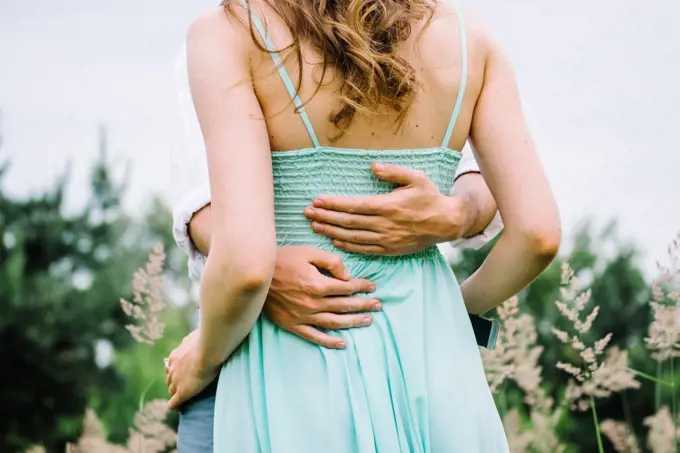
[185,5,256,57]
[426,3,502,61]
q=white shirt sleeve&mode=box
[171,45,210,281]
[448,143,504,250]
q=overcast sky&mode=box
[1,0,678,273]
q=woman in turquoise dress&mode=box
[165,0,561,451]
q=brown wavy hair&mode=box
[223,0,435,136]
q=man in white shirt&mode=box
[170,48,503,452]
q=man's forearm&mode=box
[189,172,499,256]
[449,172,498,239]
[188,204,213,256]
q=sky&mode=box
[1,0,678,274]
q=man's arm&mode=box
[303,146,504,256]
[450,172,496,239]
[187,203,379,349]
[187,204,211,256]
[186,149,502,258]
[449,145,504,250]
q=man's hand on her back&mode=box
[303,162,475,255]
[264,246,381,349]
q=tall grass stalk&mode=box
[627,367,674,387]
[657,361,663,411]
[671,357,677,453]
[591,396,605,453]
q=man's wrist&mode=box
[434,193,478,243]
[438,192,479,242]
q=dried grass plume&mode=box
[645,233,680,362]
[600,419,640,453]
[553,263,640,411]
[644,406,680,453]
[120,243,167,345]
[66,400,177,453]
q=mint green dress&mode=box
[213,2,509,451]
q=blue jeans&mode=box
[177,377,219,453]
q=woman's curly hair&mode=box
[224,0,435,136]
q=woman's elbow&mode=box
[210,246,276,293]
[507,220,561,262]
[527,225,561,262]
[234,261,275,293]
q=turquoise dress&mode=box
[213,2,509,451]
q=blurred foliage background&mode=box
[0,129,675,452]
[0,129,193,452]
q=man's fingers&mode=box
[310,312,373,330]
[168,382,177,396]
[312,194,386,215]
[371,162,426,186]
[333,240,387,256]
[319,276,376,296]
[291,325,347,349]
[303,207,380,231]
[311,222,383,245]
[323,296,382,314]
[306,248,350,280]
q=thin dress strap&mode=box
[441,4,468,149]
[239,0,321,148]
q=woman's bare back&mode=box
[233,0,488,153]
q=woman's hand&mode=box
[304,162,475,255]
[166,331,220,411]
